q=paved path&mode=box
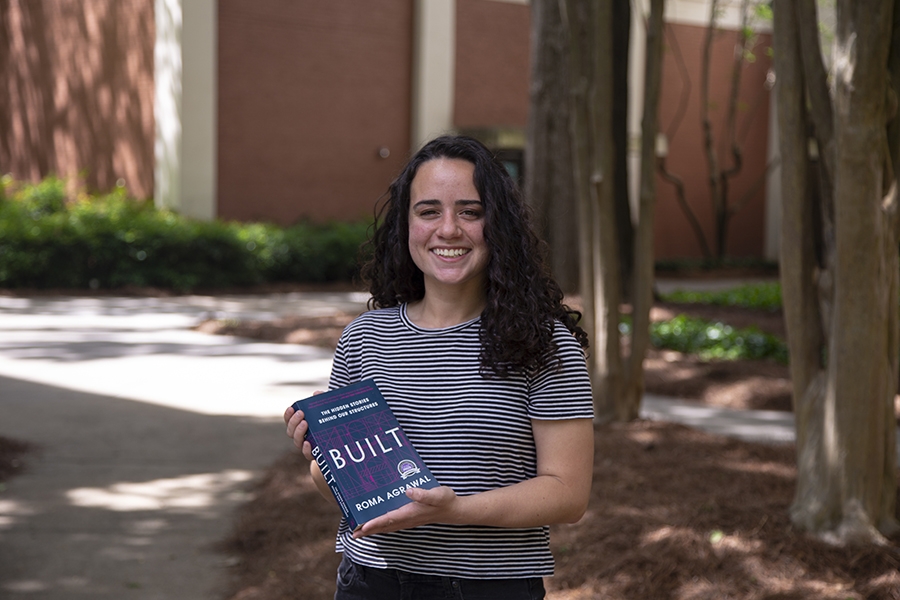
[0,289,801,599]
[0,292,367,599]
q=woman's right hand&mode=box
[284,405,314,461]
[284,393,337,506]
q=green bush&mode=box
[0,176,371,291]
[622,277,789,362]
[660,282,782,311]
[650,314,789,364]
[265,221,372,283]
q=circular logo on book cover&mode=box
[398,459,420,479]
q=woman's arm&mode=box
[353,417,594,537]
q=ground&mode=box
[2,288,899,599]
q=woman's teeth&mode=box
[432,248,469,257]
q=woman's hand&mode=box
[284,390,324,461]
[352,486,459,538]
[285,392,337,505]
[283,405,314,461]
[353,418,593,537]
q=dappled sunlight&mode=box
[0,295,344,418]
[2,580,49,593]
[0,498,36,529]
[66,470,253,512]
[644,352,707,382]
[719,457,796,478]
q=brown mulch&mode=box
[218,422,900,600]
[644,302,793,413]
[2,288,899,599]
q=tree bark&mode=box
[623,0,665,422]
[700,0,725,257]
[613,0,633,297]
[526,0,579,293]
[774,0,899,544]
[588,0,622,421]
[559,0,621,421]
[559,0,598,380]
[826,0,898,542]
[773,0,830,536]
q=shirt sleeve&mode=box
[527,321,595,420]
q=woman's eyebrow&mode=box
[411,199,441,209]
[411,199,482,209]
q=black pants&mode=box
[334,555,546,600]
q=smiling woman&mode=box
[284,135,594,600]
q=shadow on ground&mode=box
[0,374,288,599]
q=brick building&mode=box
[0,0,777,260]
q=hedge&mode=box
[0,176,371,291]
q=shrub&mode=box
[650,314,789,364]
[0,176,370,291]
[660,282,782,311]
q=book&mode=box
[291,379,439,531]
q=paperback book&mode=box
[292,379,439,530]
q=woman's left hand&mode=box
[352,418,594,537]
[352,486,458,538]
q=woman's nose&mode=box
[438,214,461,237]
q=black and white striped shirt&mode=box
[328,304,594,579]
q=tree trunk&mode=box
[772,0,830,536]
[826,0,898,542]
[701,0,725,258]
[591,0,623,421]
[526,0,579,293]
[560,0,621,421]
[622,0,665,422]
[613,0,633,298]
[774,0,899,544]
[560,0,598,380]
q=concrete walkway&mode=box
[0,289,796,599]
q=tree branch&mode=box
[796,0,835,179]
[662,22,692,142]
[657,156,714,259]
[729,156,780,218]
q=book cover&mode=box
[292,379,439,531]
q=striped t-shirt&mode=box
[327,304,594,579]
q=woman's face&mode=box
[407,157,489,297]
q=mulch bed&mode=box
[218,422,900,600]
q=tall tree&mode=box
[629,0,666,422]
[526,0,579,293]
[773,0,899,543]
[555,0,665,421]
[612,0,634,296]
[527,0,631,296]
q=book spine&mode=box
[309,437,359,531]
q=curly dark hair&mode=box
[360,135,588,377]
